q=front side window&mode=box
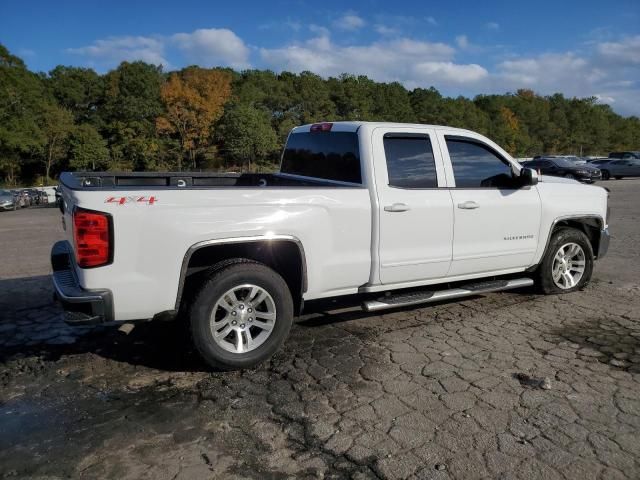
[383,134,438,188]
[446,137,516,188]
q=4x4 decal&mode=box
[105,196,157,205]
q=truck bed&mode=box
[59,172,356,190]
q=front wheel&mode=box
[614,176,623,180]
[537,228,594,294]
[601,170,610,180]
[189,260,294,370]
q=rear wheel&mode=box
[601,170,610,180]
[537,228,593,294]
[189,260,294,370]
[614,176,623,180]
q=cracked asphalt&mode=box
[1,180,639,480]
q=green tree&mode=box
[47,66,103,124]
[218,104,279,170]
[68,124,109,171]
[101,61,164,170]
[0,44,50,184]
[40,104,74,180]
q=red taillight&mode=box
[310,122,333,132]
[73,209,112,268]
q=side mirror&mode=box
[520,167,539,186]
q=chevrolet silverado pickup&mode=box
[52,122,610,369]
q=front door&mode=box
[438,132,542,277]
[372,127,454,285]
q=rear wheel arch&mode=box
[176,237,307,315]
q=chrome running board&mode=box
[362,277,534,312]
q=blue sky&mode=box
[2,0,639,115]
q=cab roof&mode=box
[291,121,478,136]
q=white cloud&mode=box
[374,24,398,36]
[485,22,500,31]
[596,35,640,65]
[426,16,438,26]
[491,49,640,116]
[67,35,168,67]
[171,28,250,69]
[260,35,486,88]
[497,53,603,89]
[333,14,366,31]
[309,24,330,37]
[456,35,469,49]
[414,62,488,84]
[68,28,250,70]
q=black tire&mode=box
[601,170,610,180]
[564,173,576,180]
[614,176,623,180]
[189,259,294,370]
[537,227,594,294]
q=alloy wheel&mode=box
[209,284,276,354]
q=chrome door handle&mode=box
[384,203,410,212]
[457,201,480,210]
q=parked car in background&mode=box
[26,188,44,205]
[0,189,17,211]
[38,186,58,205]
[522,157,601,183]
[599,159,640,180]
[608,151,640,160]
[18,190,32,207]
[533,155,588,165]
[588,158,612,166]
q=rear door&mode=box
[629,159,640,176]
[437,132,541,277]
[609,160,631,176]
[372,127,453,284]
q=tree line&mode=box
[1,43,639,186]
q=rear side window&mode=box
[383,134,438,188]
[281,132,361,184]
[446,137,516,188]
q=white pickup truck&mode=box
[52,122,610,369]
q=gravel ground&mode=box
[1,181,639,480]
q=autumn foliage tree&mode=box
[156,67,232,170]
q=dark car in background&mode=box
[533,155,588,165]
[609,151,640,160]
[599,158,640,180]
[588,158,612,166]
[522,157,601,183]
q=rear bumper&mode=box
[51,241,114,325]
[597,228,610,259]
